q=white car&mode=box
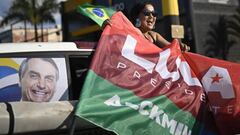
[0,42,115,135]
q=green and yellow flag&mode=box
[77,3,116,26]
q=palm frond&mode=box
[227,29,240,38]
[0,12,27,26]
[204,15,232,60]
[1,0,60,42]
[226,7,240,41]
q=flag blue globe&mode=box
[92,8,104,17]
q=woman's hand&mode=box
[180,43,190,52]
[101,19,112,30]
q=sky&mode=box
[0,0,65,32]
[0,0,12,18]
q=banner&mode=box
[75,12,219,135]
[183,52,240,135]
[77,3,115,26]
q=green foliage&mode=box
[204,6,240,61]
[227,7,240,42]
[0,0,59,42]
[205,16,231,60]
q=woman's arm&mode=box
[154,31,190,52]
[154,31,170,48]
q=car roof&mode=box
[0,42,93,54]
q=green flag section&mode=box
[77,3,115,26]
[76,70,197,135]
[75,12,217,135]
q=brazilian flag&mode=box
[77,3,116,26]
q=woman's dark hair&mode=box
[130,1,154,25]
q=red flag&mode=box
[184,52,240,134]
[95,12,207,117]
[76,12,217,135]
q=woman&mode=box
[130,1,189,51]
[130,1,170,48]
[103,1,189,51]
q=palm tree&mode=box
[39,0,59,41]
[204,16,234,60]
[0,0,59,42]
[227,7,240,42]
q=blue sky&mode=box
[0,0,12,18]
[0,0,65,32]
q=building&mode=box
[190,0,239,62]
[0,27,62,43]
[61,0,240,62]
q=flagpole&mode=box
[69,115,77,135]
[69,100,79,135]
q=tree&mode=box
[39,0,59,41]
[204,16,234,60]
[0,0,59,42]
[227,7,240,43]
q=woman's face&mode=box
[138,4,157,32]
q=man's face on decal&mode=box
[20,58,58,102]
